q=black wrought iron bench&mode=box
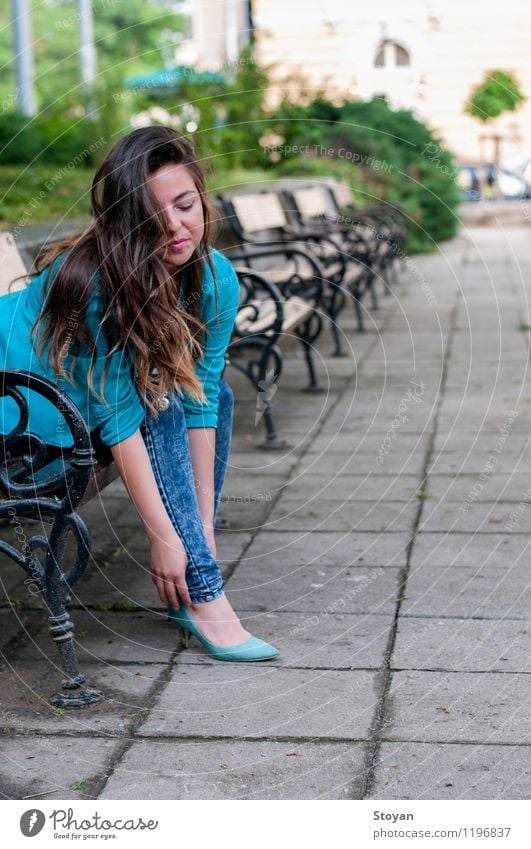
[228,259,323,449]
[0,232,114,708]
[326,181,408,288]
[218,189,352,354]
[283,183,388,312]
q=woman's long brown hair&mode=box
[32,127,217,414]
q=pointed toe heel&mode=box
[167,604,278,662]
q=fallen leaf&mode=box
[436,706,450,714]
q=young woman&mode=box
[0,126,278,662]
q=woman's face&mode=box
[148,163,205,268]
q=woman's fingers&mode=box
[153,575,170,607]
[176,576,192,607]
[152,570,191,609]
[164,577,181,610]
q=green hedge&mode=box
[267,96,460,252]
[0,112,96,166]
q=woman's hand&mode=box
[149,534,191,609]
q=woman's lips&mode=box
[168,238,189,250]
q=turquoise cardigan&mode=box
[0,249,240,447]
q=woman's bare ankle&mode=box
[189,596,250,645]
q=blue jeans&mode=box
[140,379,233,604]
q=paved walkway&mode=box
[1,227,530,800]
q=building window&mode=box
[374,41,411,68]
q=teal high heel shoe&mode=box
[167,604,279,662]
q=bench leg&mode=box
[45,519,103,708]
[0,507,103,708]
[325,284,347,357]
[257,406,288,450]
[227,343,289,449]
[368,272,380,310]
[254,346,290,450]
[297,313,324,393]
[349,281,365,332]
[391,258,400,286]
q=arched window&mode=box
[374,41,411,68]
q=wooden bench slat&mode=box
[231,193,287,232]
[235,295,311,336]
[292,186,334,219]
[281,299,313,334]
[332,182,355,208]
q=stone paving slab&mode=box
[221,473,286,501]
[431,432,531,454]
[0,661,167,734]
[65,546,158,609]
[436,412,531,434]
[231,430,315,453]
[14,610,178,666]
[178,611,393,670]
[392,618,531,673]
[279,473,423,502]
[138,666,378,740]
[212,498,274,531]
[239,530,411,568]
[427,452,529,476]
[266,499,418,533]
[78,497,143,531]
[0,736,121,801]
[99,739,367,800]
[382,670,530,744]
[325,391,439,411]
[369,742,531,800]
[227,562,400,616]
[223,452,301,475]
[403,561,531,620]
[291,451,427,476]
[426,473,531,502]
[419,500,531,533]
[0,608,44,652]
[410,530,531,567]
[319,410,436,436]
[305,432,431,455]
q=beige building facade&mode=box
[251,0,531,163]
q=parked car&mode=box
[457,164,530,201]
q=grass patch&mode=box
[0,166,93,228]
[0,165,277,230]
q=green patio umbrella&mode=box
[125,66,226,91]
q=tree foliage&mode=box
[0,0,185,110]
[466,70,525,123]
[267,95,460,251]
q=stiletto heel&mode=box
[167,604,279,662]
[174,623,190,648]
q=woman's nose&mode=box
[166,207,183,232]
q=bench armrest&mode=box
[0,369,96,508]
